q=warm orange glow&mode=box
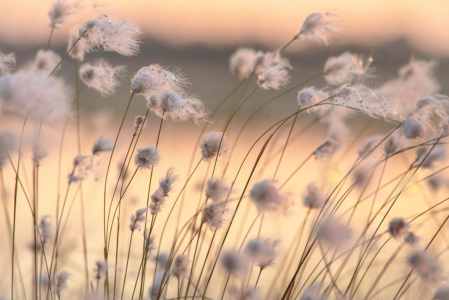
[1,0,448,56]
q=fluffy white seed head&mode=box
[220,251,248,276]
[206,178,228,202]
[229,48,257,80]
[377,59,439,119]
[129,207,147,232]
[159,167,178,197]
[408,251,442,285]
[48,1,81,28]
[134,146,160,169]
[67,26,90,61]
[150,188,165,215]
[52,270,71,298]
[0,70,72,123]
[333,84,392,120]
[388,217,410,240]
[324,52,371,86]
[131,65,182,95]
[201,203,226,230]
[314,138,338,160]
[172,254,189,279]
[297,87,328,112]
[244,238,280,270]
[94,261,106,281]
[200,132,227,162]
[402,116,424,139]
[434,285,449,300]
[316,218,351,245]
[257,65,289,90]
[297,12,339,45]
[0,52,16,74]
[92,136,113,156]
[79,14,141,56]
[144,233,156,260]
[253,51,291,74]
[303,183,325,209]
[38,215,53,244]
[79,60,125,97]
[249,180,288,212]
[133,115,145,135]
[68,154,90,183]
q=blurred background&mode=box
[1,0,449,298]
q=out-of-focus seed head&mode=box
[388,217,410,240]
[408,251,443,285]
[303,182,325,209]
[172,254,189,279]
[134,146,160,169]
[229,48,257,80]
[249,180,288,212]
[79,60,126,97]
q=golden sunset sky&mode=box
[0,0,448,55]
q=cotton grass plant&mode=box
[1,3,449,300]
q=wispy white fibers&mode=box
[402,96,449,139]
[79,14,141,56]
[324,52,372,86]
[244,238,280,270]
[68,154,90,183]
[33,49,61,73]
[202,203,227,230]
[332,84,393,120]
[79,60,126,97]
[313,138,338,160]
[48,0,82,28]
[134,146,160,170]
[52,270,71,298]
[131,65,207,125]
[92,136,113,156]
[172,254,190,279]
[229,48,257,80]
[257,65,290,90]
[296,12,339,45]
[0,70,72,123]
[0,51,15,74]
[377,58,440,119]
[297,87,328,112]
[253,51,291,74]
[199,132,227,162]
[67,26,90,61]
[129,207,147,232]
[149,167,179,214]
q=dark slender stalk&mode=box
[45,27,55,50]
[120,233,134,300]
[273,112,298,179]
[47,37,80,78]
